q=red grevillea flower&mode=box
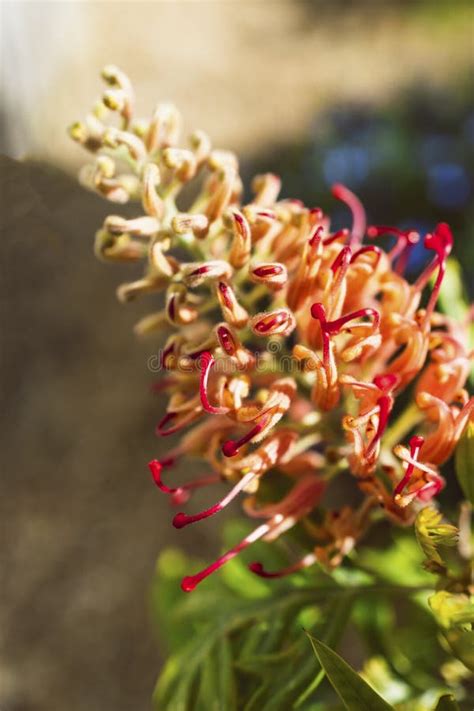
[72,66,474,591]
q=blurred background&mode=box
[1,1,473,710]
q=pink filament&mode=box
[222,415,270,457]
[156,412,180,436]
[323,228,350,246]
[367,224,419,273]
[365,395,392,458]
[351,245,382,267]
[312,303,380,336]
[311,302,380,369]
[330,246,352,274]
[331,183,366,247]
[148,459,220,506]
[173,471,256,528]
[199,351,229,415]
[422,223,453,323]
[415,477,444,502]
[393,435,425,498]
[249,552,316,579]
[181,521,271,592]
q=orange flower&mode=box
[72,67,473,590]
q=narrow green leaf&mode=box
[455,420,474,505]
[294,594,354,708]
[434,693,461,711]
[196,636,236,711]
[306,636,395,711]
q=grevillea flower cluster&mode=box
[71,67,473,593]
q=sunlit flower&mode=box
[72,67,473,591]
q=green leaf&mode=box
[306,636,395,711]
[196,636,236,711]
[455,420,474,505]
[434,693,461,711]
[294,594,354,708]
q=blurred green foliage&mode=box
[151,513,473,710]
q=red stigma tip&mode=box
[181,576,197,592]
[173,512,188,528]
[410,435,425,451]
[373,373,400,392]
[424,223,453,259]
[310,302,326,322]
[222,440,239,457]
[149,460,163,487]
[222,419,268,457]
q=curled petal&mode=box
[199,352,230,415]
[250,309,296,337]
[251,173,282,206]
[172,213,209,239]
[216,281,249,328]
[250,262,288,289]
[182,260,232,288]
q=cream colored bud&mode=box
[182,260,232,288]
[251,173,281,207]
[172,213,208,238]
[150,242,175,278]
[142,163,163,219]
[104,215,159,237]
[163,148,197,181]
[69,121,87,143]
[102,88,126,112]
[205,167,236,222]
[96,155,116,179]
[250,309,296,337]
[117,276,167,303]
[189,130,211,165]
[147,103,182,152]
[133,311,168,336]
[103,127,146,162]
[225,209,251,269]
[208,150,238,171]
